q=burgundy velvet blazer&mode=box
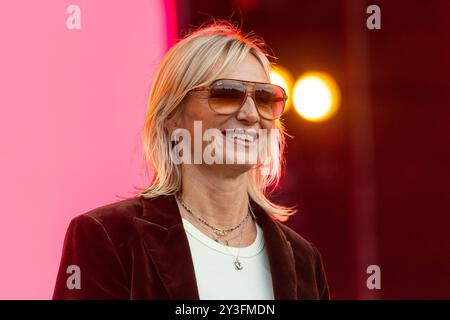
[52,194,330,300]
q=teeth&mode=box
[232,133,253,142]
[222,130,257,142]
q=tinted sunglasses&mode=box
[189,78,288,120]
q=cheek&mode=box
[186,101,222,129]
[179,102,220,140]
[184,97,209,120]
[261,119,275,130]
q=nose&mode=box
[236,92,260,124]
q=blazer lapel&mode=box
[134,194,297,300]
[250,199,298,299]
[134,195,200,299]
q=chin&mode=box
[212,156,258,176]
[216,164,255,178]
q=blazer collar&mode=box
[133,194,297,300]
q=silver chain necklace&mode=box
[233,217,247,270]
[176,193,250,238]
[176,193,251,270]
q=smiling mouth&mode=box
[220,129,259,145]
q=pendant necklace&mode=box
[176,193,254,271]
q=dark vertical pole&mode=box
[343,0,380,299]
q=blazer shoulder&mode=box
[275,221,326,268]
[54,197,141,299]
[276,222,315,255]
[80,196,144,224]
[70,196,144,246]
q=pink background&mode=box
[0,0,175,299]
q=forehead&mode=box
[217,54,270,83]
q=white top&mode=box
[182,217,274,300]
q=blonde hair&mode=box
[139,20,296,221]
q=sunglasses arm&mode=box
[190,87,208,92]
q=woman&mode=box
[53,21,330,300]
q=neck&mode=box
[179,165,250,229]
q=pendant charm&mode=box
[234,259,243,270]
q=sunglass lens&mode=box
[255,85,286,119]
[209,80,246,114]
